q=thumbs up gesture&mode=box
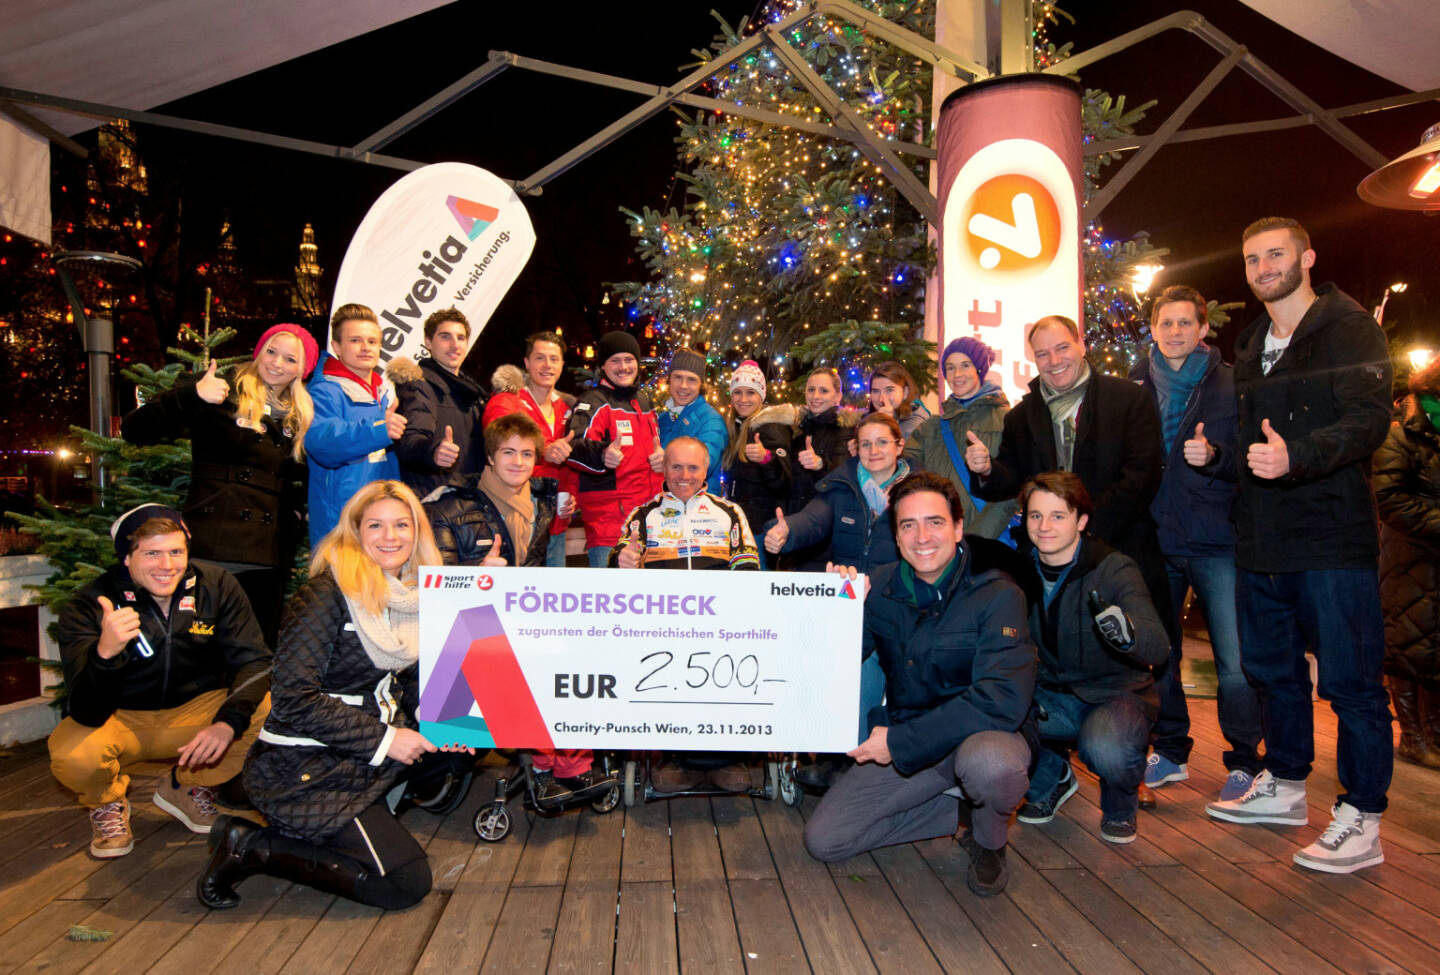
[433,425,460,468]
[480,533,508,567]
[1182,421,1214,468]
[648,436,665,472]
[384,396,408,440]
[544,431,576,465]
[1246,418,1290,480]
[96,595,141,659]
[617,524,645,569]
[764,507,790,555]
[798,435,821,471]
[744,433,769,463]
[195,359,230,405]
[963,430,991,476]
[603,439,624,469]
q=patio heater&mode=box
[51,250,144,496]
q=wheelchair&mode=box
[473,751,623,842]
[622,752,804,808]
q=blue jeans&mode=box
[1154,555,1263,773]
[1024,687,1151,818]
[1238,568,1392,813]
[587,545,612,568]
[545,532,568,567]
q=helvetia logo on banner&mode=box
[331,162,537,367]
[447,196,500,240]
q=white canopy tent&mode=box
[3,0,1439,246]
[1239,0,1440,92]
[0,0,452,242]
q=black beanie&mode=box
[111,503,189,559]
[596,331,642,366]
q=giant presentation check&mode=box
[417,567,863,752]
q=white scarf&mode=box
[339,571,419,672]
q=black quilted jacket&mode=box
[1376,397,1440,688]
[120,378,307,568]
[423,475,558,567]
[243,571,418,842]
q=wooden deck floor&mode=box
[1,698,1437,974]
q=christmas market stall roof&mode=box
[0,0,451,242]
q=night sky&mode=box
[108,0,1440,366]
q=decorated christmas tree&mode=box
[9,324,243,617]
[613,0,1177,393]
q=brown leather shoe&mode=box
[652,762,705,793]
[707,763,753,792]
[1138,784,1157,810]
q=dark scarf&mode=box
[897,547,960,608]
[1149,344,1210,453]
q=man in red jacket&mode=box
[565,331,664,566]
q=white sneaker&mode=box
[1293,802,1383,874]
[1205,769,1308,825]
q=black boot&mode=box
[197,817,377,910]
[1388,676,1435,767]
[1417,683,1440,770]
[197,815,262,909]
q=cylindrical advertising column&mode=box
[935,75,1083,403]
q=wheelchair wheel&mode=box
[622,760,640,808]
[777,759,804,808]
[592,782,623,814]
[474,801,512,842]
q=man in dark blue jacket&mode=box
[1130,286,1263,803]
[803,472,1034,897]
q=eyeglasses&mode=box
[858,439,897,450]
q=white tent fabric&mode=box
[0,118,49,243]
[0,0,452,136]
[1239,0,1440,92]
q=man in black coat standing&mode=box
[1205,217,1393,875]
[389,307,487,497]
[963,315,1169,631]
[803,472,1034,897]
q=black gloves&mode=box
[1089,591,1135,651]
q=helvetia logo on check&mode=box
[769,580,858,599]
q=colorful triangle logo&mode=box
[446,195,500,240]
[838,580,856,600]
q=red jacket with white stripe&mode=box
[565,380,664,548]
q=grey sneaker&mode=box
[1293,802,1384,874]
[1205,769,1307,825]
[154,775,218,834]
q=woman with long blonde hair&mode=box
[199,480,470,911]
[121,323,318,645]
